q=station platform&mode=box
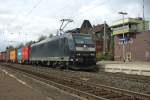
[0,68,51,100]
[97,61,150,76]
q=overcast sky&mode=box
[0,0,150,51]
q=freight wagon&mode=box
[22,46,30,64]
[17,48,22,63]
[10,49,17,63]
[0,52,6,62]
[6,50,10,62]
[2,52,6,61]
[0,52,2,61]
[1,33,97,71]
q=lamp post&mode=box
[103,21,106,54]
[118,12,128,62]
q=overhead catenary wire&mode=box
[13,0,106,35]
[0,0,105,51]
[17,0,43,28]
[24,0,43,17]
[9,0,106,39]
[7,0,43,29]
[5,0,44,48]
[17,0,44,38]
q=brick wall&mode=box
[114,31,150,61]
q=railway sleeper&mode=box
[2,63,150,100]
[115,96,136,100]
[94,91,112,96]
[101,93,126,99]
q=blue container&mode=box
[17,48,22,63]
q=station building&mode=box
[111,18,150,61]
[92,24,112,60]
[67,20,112,60]
[79,20,113,59]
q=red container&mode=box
[2,52,6,61]
[0,52,2,61]
[0,52,6,61]
[22,46,30,64]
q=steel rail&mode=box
[1,63,150,100]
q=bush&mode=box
[97,53,114,61]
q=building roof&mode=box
[80,20,93,34]
[93,24,104,32]
[111,18,147,27]
[93,24,110,33]
[80,20,93,29]
[111,17,149,35]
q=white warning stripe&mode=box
[0,68,53,100]
[0,68,86,100]
[22,74,87,100]
[0,68,32,88]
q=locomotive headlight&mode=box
[76,58,78,61]
[90,53,95,56]
[83,45,87,48]
[70,58,73,61]
[76,53,81,56]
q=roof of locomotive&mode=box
[31,33,92,47]
[31,33,70,47]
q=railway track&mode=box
[4,63,150,84]
[0,63,150,100]
[12,63,150,85]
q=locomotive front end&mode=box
[72,34,96,65]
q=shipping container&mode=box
[10,49,17,63]
[6,50,10,62]
[0,52,2,61]
[0,52,6,61]
[22,46,30,64]
[2,52,6,61]
[17,48,22,63]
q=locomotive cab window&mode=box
[73,35,93,44]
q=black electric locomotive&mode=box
[30,33,96,70]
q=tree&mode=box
[38,35,47,42]
[16,43,24,49]
[6,45,14,50]
[25,41,35,46]
[49,34,53,38]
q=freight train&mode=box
[0,33,97,70]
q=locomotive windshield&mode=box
[73,35,93,44]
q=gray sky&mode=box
[0,0,150,51]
